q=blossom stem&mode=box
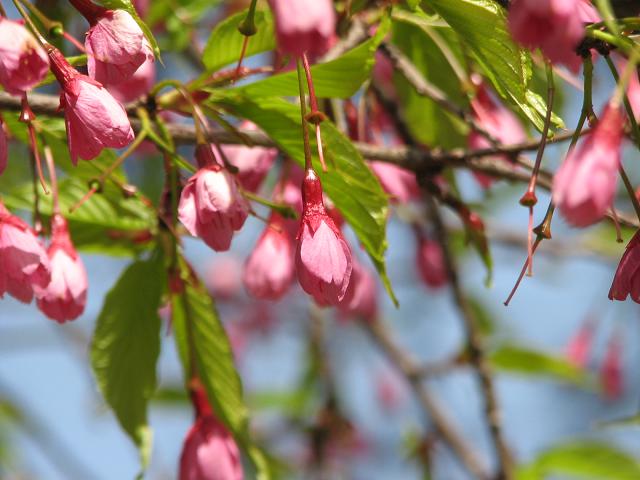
[62,32,86,53]
[11,0,47,46]
[296,58,313,170]
[504,237,542,306]
[618,164,640,222]
[18,0,62,36]
[302,52,327,171]
[233,36,250,81]
[609,206,623,243]
[43,143,59,215]
[0,2,6,16]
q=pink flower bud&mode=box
[243,213,295,300]
[180,386,243,480]
[0,202,51,303]
[417,234,448,289]
[337,258,377,321]
[565,318,594,369]
[609,230,640,303]
[178,145,249,252]
[553,105,624,227]
[0,118,7,175]
[268,0,336,59]
[222,123,277,192]
[468,83,526,188]
[508,0,599,72]
[369,161,420,204]
[296,169,352,305]
[47,47,134,165]
[35,216,88,323]
[78,4,153,86]
[0,17,49,95]
[601,332,623,401]
[107,56,155,103]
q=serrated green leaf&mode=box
[202,9,275,73]
[516,441,640,480]
[218,16,390,99]
[211,95,396,304]
[90,254,165,469]
[490,344,594,387]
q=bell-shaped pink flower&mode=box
[468,83,526,188]
[369,161,420,204]
[565,318,594,368]
[553,105,625,227]
[0,202,51,303]
[180,384,243,480]
[609,230,640,302]
[0,118,7,175]
[0,17,49,95]
[178,144,249,252]
[417,234,448,289]
[222,128,277,192]
[107,56,155,103]
[69,0,153,85]
[47,46,134,165]
[268,0,336,59]
[337,258,377,321]
[243,212,294,300]
[296,168,352,305]
[601,332,623,400]
[35,215,87,323]
[508,0,600,71]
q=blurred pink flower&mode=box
[36,215,87,323]
[133,0,149,17]
[417,234,448,289]
[205,255,242,300]
[243,213,295,300]
[0,118,6,175]
[178,144,249,252]
[553,104,624,227]
[268,0,336,59]
[375,369,407,412]
[601,332,623,400]
[565,318,594,368]
[296,168,352,305]
[107,56,155,103]
[369,161,420,204]
[337,257,377,321]
[0,17,49,95]
[609,230,640,303]
[0,202,51,303]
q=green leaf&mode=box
[90,253,165,469]
[517,441,640,480]
[202,9,275,73]
[490,344,594,387]
[423,0,564,130]
[211,95,396,304]
[219,17,390,99]
[171,258,271,479]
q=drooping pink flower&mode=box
[296,168,352,305]
[468,83,527,188]
[337,258,377,321]
[609,230,640,303]
[553,104,625,227]
[69,0,153,85]
[243,213,295,300]
[565,318,594,369]
[601,332,623,400]
[268,0,336,59]
[180,384,243,480]
[0,17,49,95]
[205,255,242,300]
[107,56,155,103]
[369,161,420,203]
[416,234,448,289]
[47,46,134,165]
[508,0,600,72]
[35,215,87,323]
[0,117,7,175]
[0,202,51,303]
[178,144,249,252]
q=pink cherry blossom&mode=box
[553,105,624,227]
[0,118,7,175]
[36,215,87,323]
[417,234,448,289]
[601,332,623,400]
[0,17,49,95]
[468,83,526,188]
[205,255,242,300]
[369,161,420,204]
[565,318,594,368]
[296,168,352,305]
[180,385,243,480]
[337,258,377,321]
[47,46,134,165]
[0,202,51,303]
[508,0,600,72]
[268,0,336,59]
[609,230,640,303]
[243,213,294,300]
[107,56,155,103]
[178,144,249,252]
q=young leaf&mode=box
[202,9,275,73]
[90,253,165,470]
[212,95,397,304]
